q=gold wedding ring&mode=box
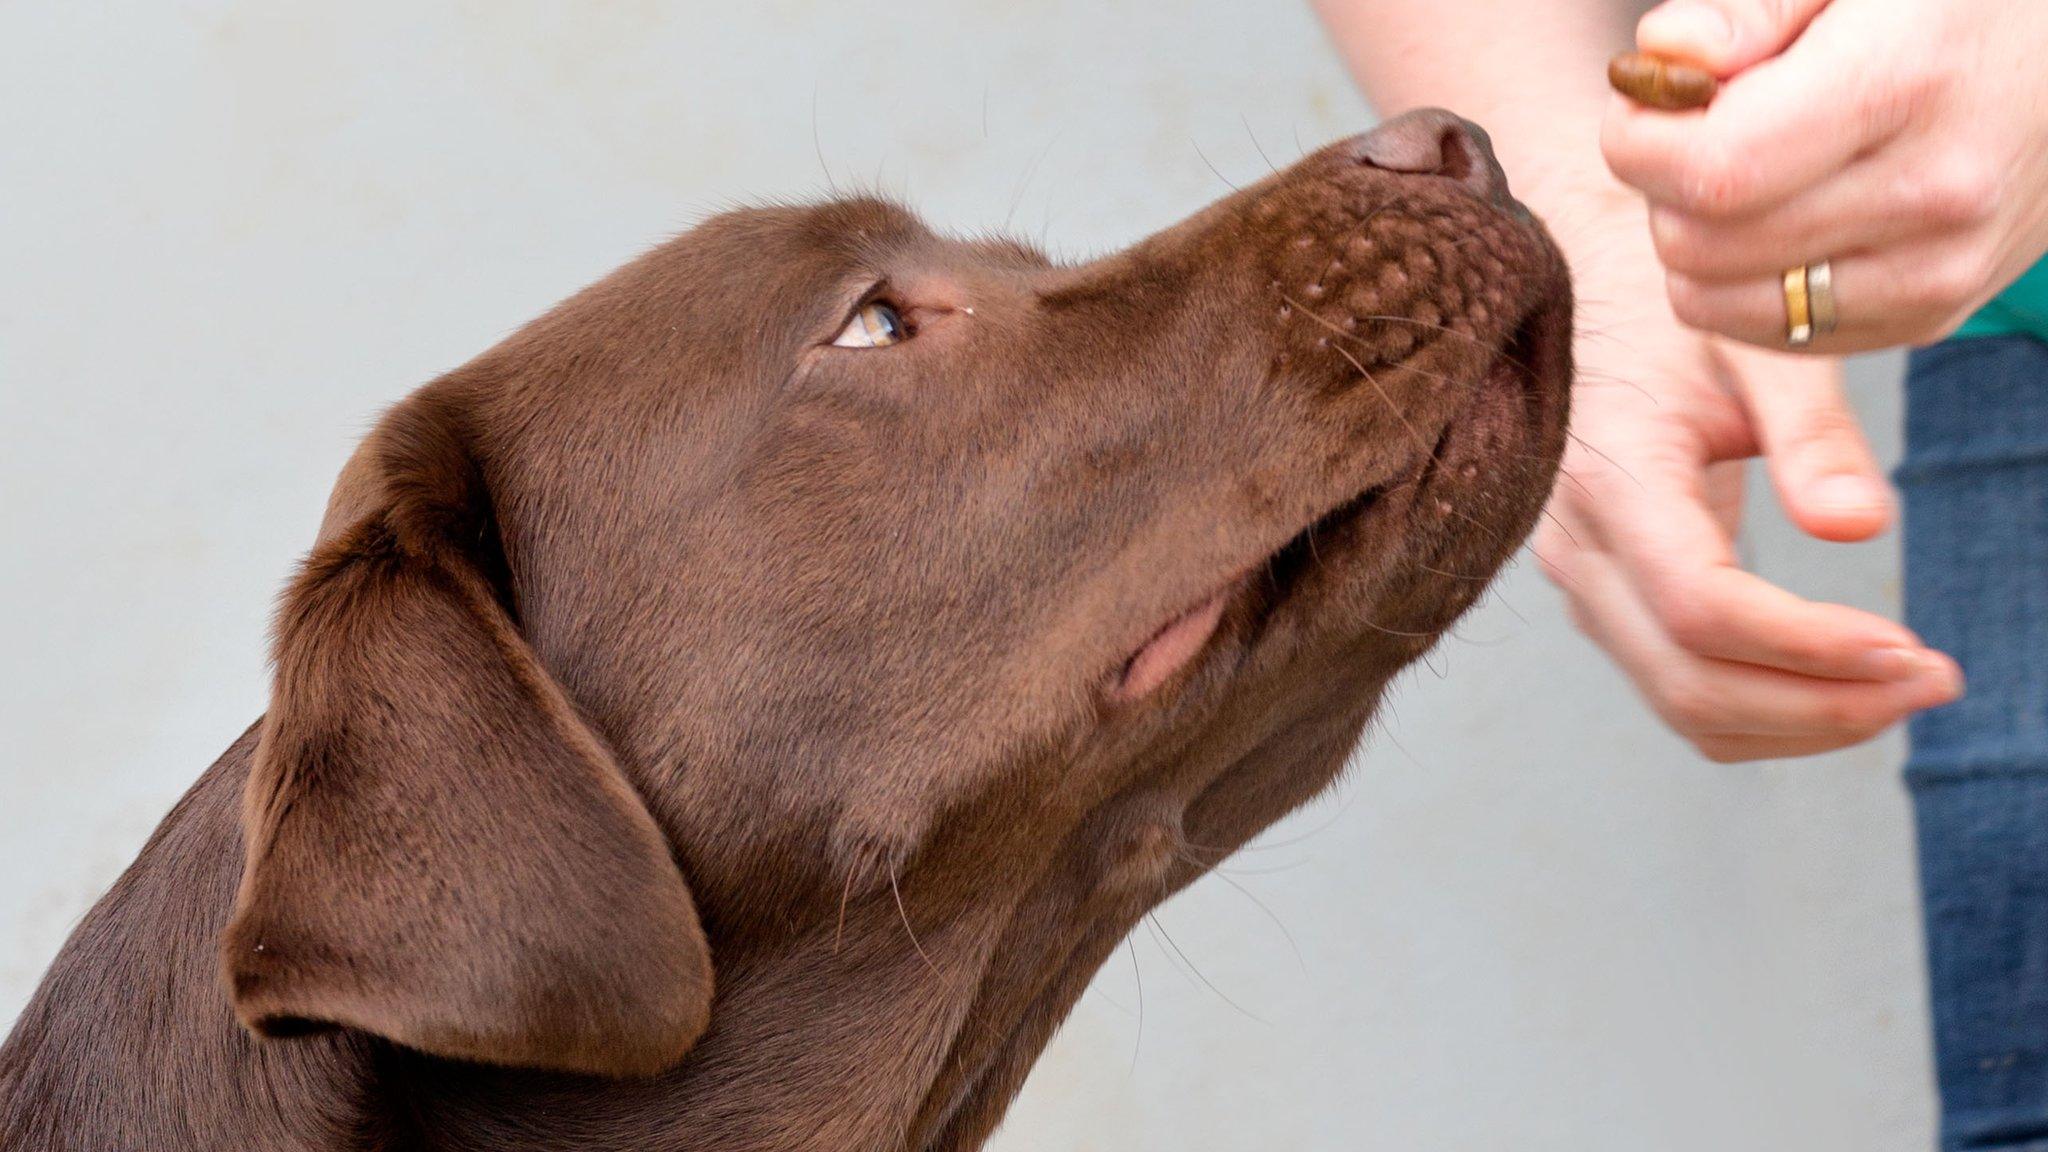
[1784,266,1813,348]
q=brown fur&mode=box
[0,112,1572,1151]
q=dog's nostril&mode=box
[1352,108,1510,204]
[1433,126,1475,185]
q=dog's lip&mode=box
[1109,568,1253,702]
[1254,474,1398,603]
[1107,475,1395,704]
[1107,295,1565,706]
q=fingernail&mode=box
[1924,652,1966,700]
[1641,1,1732,51]
[1861,647,1922,681]
[1812,474,1889,515]
[1861,646,1964,690]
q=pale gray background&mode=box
[0,3,1929,1149]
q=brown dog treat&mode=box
[1608,50,1719,111]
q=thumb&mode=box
[1637,0,1833,76]
[1728,351,1892,543]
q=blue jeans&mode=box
[1901,335,2048,1151]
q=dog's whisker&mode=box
[1172,843,1314,880]
[1281,295,1431,456]
[1439,229,1509,254]
[1146,913,1268,1025]
[1359,616,1442,640]
[1421,646,1447,678]
[1281,302,1559,424]
[888,868,942,979]
[1442,505,1516,549]
[811,85,837,195]
[1003,136,1060,235]
[1569,364,1652,382]
[1204,870,1307,975]
[1126,937,1146,1075]
[1241,113,1280,178]
[1417,561,1495,582]
[1183,829,1324,858]
[1571,378,1658,402]
[1562,430,1647,491]
[1450,625,1520,648]
[1205,856,1317,878]
[835,867,856,954]
[1190,137,1240,193]
[1553,464,1594,500]
[1570,325,1632,343]
[1347,313,1543,377]
[1486,589,1530,626]
[1525,542,1582,590]
[1537,505,1580,548]
[1370,710,1429,771]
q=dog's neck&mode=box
[2,668,1380,1152]
[394,677,1377,1152]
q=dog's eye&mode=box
[832,301,910,348]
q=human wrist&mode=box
[1524,172,1647,268]
[1516,169,1665,321]
[1467,106,1645,261]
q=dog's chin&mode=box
[1114,293,1570,704]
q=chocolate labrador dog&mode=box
[0,109,1570,1151]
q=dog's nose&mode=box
[1350,108,1511,205]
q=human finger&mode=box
[1645,151,1994,282]
[1722,349,1893,542]
[1663,243,1995,352]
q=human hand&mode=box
[1536,183,1962,761]
[1601,0,2048,352]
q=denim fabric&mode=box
[1900,334,2048,1152]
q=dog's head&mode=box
[220,111,1570,1146]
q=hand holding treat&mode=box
[1600,0,2048,353]
[1315,0,1963,762]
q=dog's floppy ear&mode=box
[221,386,712,1078]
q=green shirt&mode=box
[1955,255,2048,341]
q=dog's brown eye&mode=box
[832,301,909,348]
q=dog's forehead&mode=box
[685,197,1056,287]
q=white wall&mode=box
[0,3,1930,1149]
